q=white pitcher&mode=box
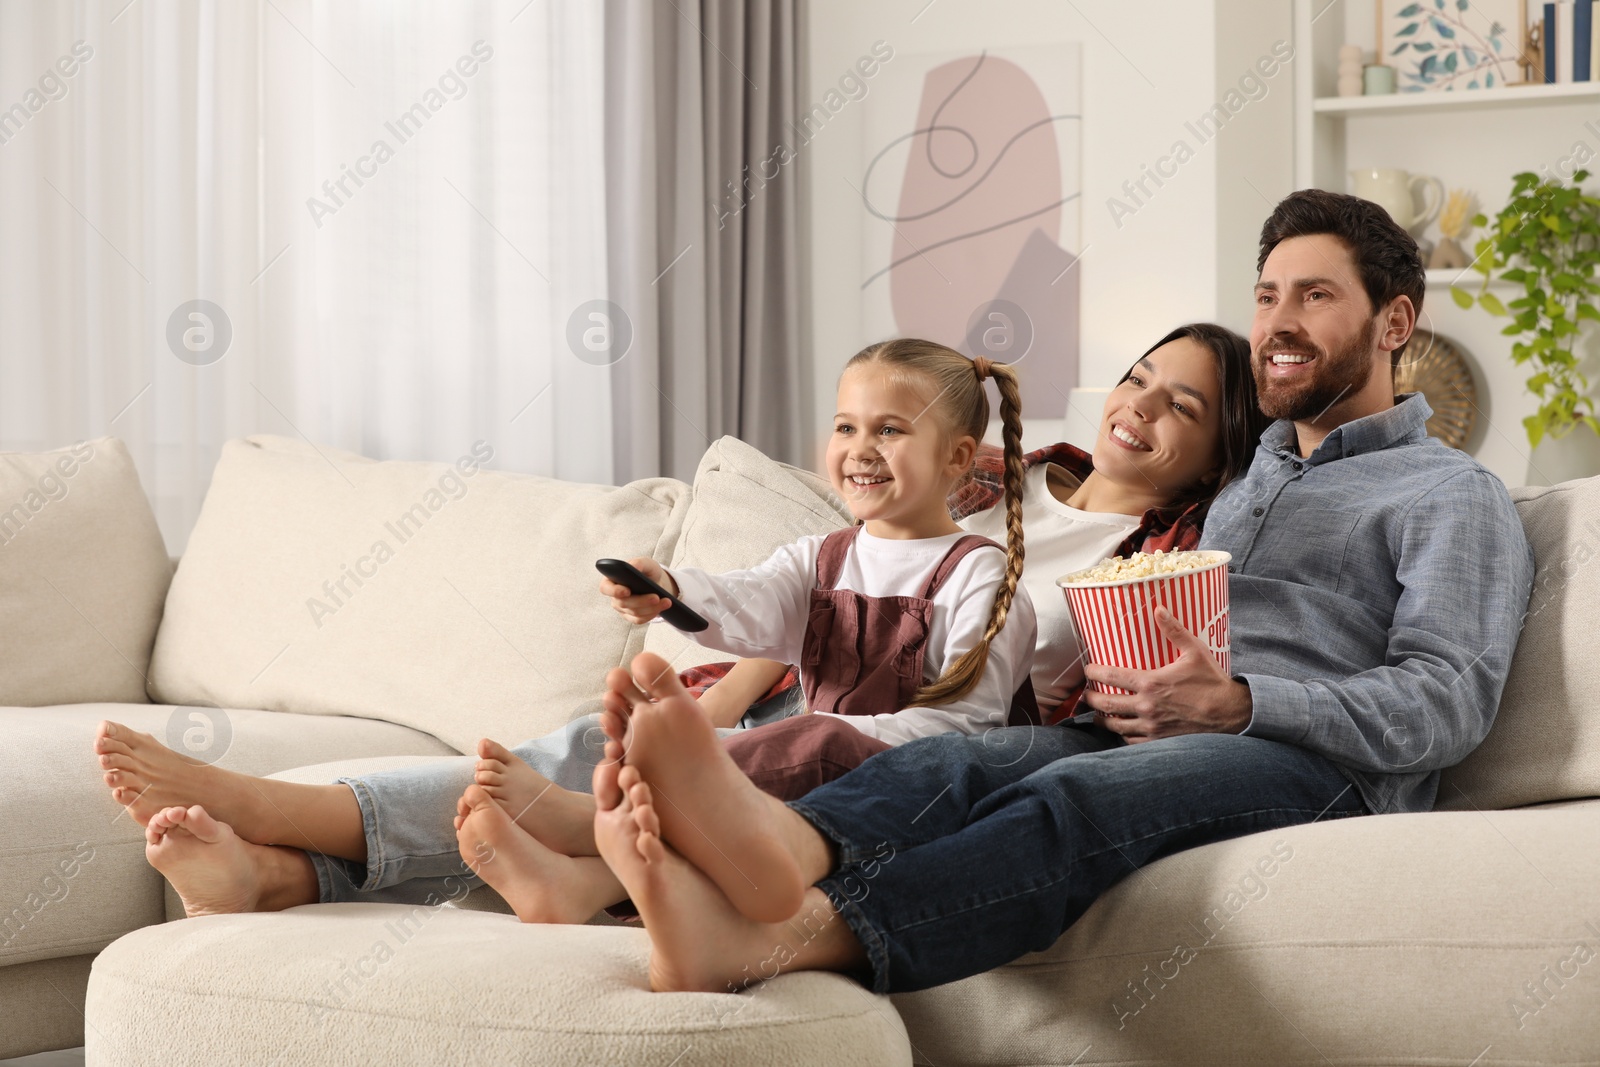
[1349,169,1444,234]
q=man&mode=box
[590,188,1538,996]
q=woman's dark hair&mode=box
[1117,323,1269,506]
[1256,189,1426,369]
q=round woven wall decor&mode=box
[1395,330,1477,451]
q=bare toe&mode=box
[480,738,517,762]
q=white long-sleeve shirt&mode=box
[667,528,1037,745]
[957,463,1142,709]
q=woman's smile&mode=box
[1108,422,1152,452]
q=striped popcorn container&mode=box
[1057,551,1232,694]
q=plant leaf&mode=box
[1397,21,1422,36]
[1525,415,1545,449]
[1479,292,1508,316]
[1450,286,1474,308]
[1398,1,1422,13]
[1433,16,1457,37]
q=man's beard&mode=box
[1254,318,1379,422]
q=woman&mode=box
[100,323,1267,921]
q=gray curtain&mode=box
[605,0,805,484]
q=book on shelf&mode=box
[1593,0,1600,78]
[1580,0,1594,81]
[1557,1,1575,83]
[1544,0,1600,83]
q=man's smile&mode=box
[1261,347,1319,377]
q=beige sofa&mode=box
[3,433,1597,1065]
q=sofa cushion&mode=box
[0,437,172,706]
[0,954,95,1060]
[892,800,1600,1064]
[0,704,454,972]
[1439,474,1600,810]
[147,436,690,753]
[86,904,912,1066]
[645,436,853,672]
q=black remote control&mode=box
[595,558,710,633]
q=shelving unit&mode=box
[1290,0,1594,485]
[1424,267,1516,288]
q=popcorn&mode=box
[1059,549,1227,586]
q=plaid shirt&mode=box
[678,442,1207,721]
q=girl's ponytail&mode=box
[907,358,1026,709]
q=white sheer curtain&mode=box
[0,0,611,553]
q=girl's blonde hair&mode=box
[843,338,1026,709]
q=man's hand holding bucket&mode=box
[1081,607,1252,741]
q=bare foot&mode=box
[607,652,825,923]
[455,786,621,924]
[472,739,598,857]
[96,721,367,859]
[97,721,217,825]
[145,804,316,916]
[594,767,817,993]
[96,721,255,828]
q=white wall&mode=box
[1214,2,1297,329]
[799,0,1300,463]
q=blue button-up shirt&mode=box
[1200,393,1534,815]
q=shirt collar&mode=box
[1260,392,1434,465]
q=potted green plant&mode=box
[1452,169,1600,484]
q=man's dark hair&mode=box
[1256,189,1426,370]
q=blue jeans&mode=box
[789,722,1367,994]
[307,690,806,904]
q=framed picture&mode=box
[857,46,1082,418]
[1384,0,1528,90]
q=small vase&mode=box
[1428,237,1469,271]
[1526,424,1600,487]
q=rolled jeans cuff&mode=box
[306,776,403,903]
[787,798,894,994]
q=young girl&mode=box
[602,338,1038,745]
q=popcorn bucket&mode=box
[1057,551,1232,694]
